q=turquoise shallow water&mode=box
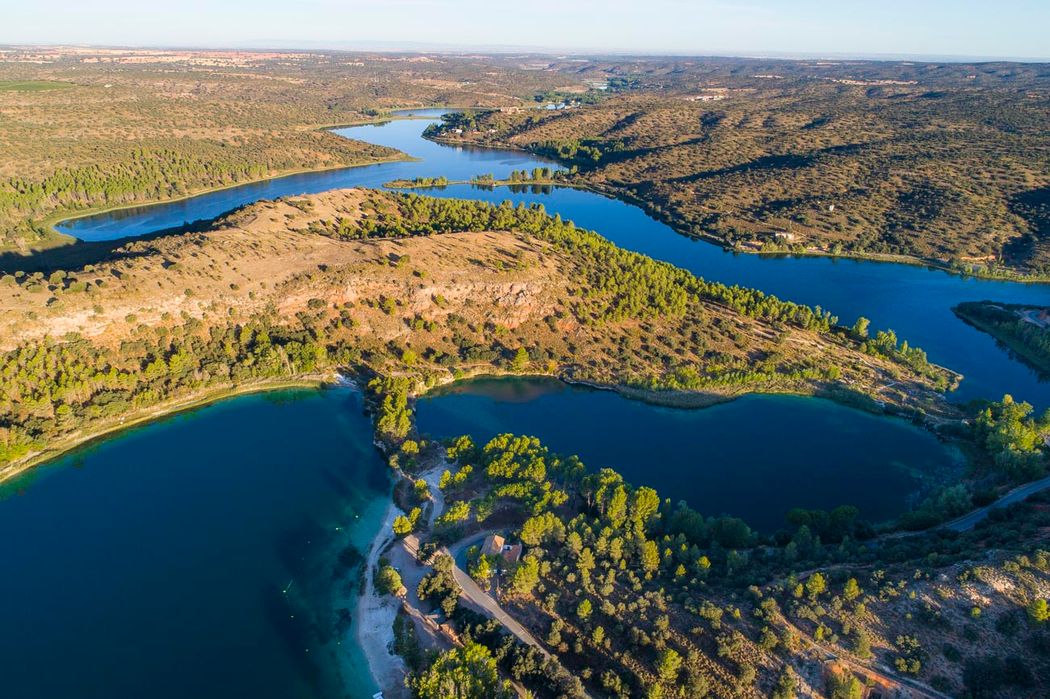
[0,387,387,699]
[416,377,960,533]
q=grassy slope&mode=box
[433,81,1050,277]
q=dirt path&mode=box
[782,616,953,699]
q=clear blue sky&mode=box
[3,0,1047,60]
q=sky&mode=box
[1,0,1047,61]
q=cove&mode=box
[415,377,961,533]
[0,387,387,699]
[54,111,1050,408]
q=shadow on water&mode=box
[417,376,963,533]
[999,345,1050,383]
[0,216,218,274]
[319,464,359,502]
[955,316,1050,384]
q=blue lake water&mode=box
[9,108,1047,695]
[56,110,1050,408]
[416,377,959,533]
[0,388,387,699]
[54,110,557,242]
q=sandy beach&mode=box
[353,496,410,699]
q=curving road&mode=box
[396,466,550,656]
[942,474,1050,532]
[448,558,550,655]
[445,532,550,656]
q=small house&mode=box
[481,534,523,564]
[480,534,504,557]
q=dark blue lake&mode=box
[0,387,387,699]
[416,377,961,533]
[55,111,1050,409]
[22,108,1048,694]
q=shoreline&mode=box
[418,366,957,425]
[30,111,1041,284]
[7,105,456,257]
[423,134,1050,284]
[40,154,413,241]
[952,305,1050,376]
[353,487,409,698]
[353,458,453,699]
[593,181,1050,284]
[0,366,959,694]
[31,102,486,246]
[384,177,569,190]
[0,375,331,487]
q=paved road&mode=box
[943,474,1050,532]
[445,533,550,656]
[449,562,550,655]
[394,466,548,655]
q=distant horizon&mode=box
[3,40,1047,65]
[3,1,1048,63]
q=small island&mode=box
[385,167,563,191]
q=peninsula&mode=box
[0,188,952,479]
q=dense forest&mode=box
[0,312,344,467]
[0,136,395,237]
